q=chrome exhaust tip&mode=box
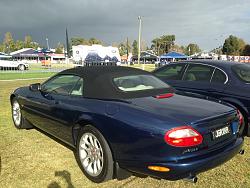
[239,149,245,155]
[184,176,198,183]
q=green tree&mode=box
[238,38,246,55]
[151,35,175,55]
[169,44,186,54]
[0,44,4,52]
[132,40,138,56]
[88,38,102,45]
[242,44,250,56]
[71,37,102,46]
[55,43,64,53]
[71,37,88,46]
[3,32,15,53]
[222,35,246,55]
[118,42,127,56]
[151,37,161,55]
[186,43,201,55]
[118,39,131,56]
[161,35,175,53]
[24,35,33,48]
[14,40,24,51]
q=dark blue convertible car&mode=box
[11,66,243,183]
[153,60,250,137]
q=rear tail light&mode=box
[155,93,174,99]
[165,126,203,147]
[237,110,243,127]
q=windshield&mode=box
[113,74,171,92]
[232,64,250,83]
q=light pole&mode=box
[46,37,50,50]
[137,16,142,65]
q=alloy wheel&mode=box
[12,100,21,127]
[79,132,104,177]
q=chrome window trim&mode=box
[181,64,189,80]
[210,68,216,83]
[182,62,228,84]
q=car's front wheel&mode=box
[12,99,23,129]
[75,125,114,183]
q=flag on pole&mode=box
[66,28,71,58]
[126,37,129,60]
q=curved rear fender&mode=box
[221,97,250,136]
[221,97,249,115]
[72,114,118,161]
[72,114,94,146]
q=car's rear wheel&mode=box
[12,99,23,129]
[75,125,114,183]
[18,64,25,71]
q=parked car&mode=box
[11,66,243,183]
[153,60,250,137]
[0,55,29,70]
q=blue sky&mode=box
[0,0,249,51]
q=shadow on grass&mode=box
[48,170,75,188]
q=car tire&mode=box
[18,64,25,71]
[75,125,114,183]
[11,98,24,129]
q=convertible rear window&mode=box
[113,75,170,92]
[232,64,250,83]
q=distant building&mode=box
[131,51,158,63]
[219,55,250,63]
[10,48,65,63]
[72,45,121,64]
[190,52,218,60]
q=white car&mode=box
[0,55,29,70]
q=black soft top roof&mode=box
[58,66,172,99]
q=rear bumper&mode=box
[120,137,243,180]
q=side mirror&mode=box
[29,83,41,91]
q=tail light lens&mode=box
[155,93,174,99]
[165,126,203,147]
[237,110,243,127]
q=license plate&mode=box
[212,125,231,140]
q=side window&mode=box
[211,69,227,83]
[154,64,185,80]
[70,78,84,96]
[183,64,214,82]
[42,75,81,95]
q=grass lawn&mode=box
[1,69,250,187]
[0,64,155,81]
[0,72,56,80]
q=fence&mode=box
[0,62,120,81]
[0,62,74,73]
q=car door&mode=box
[44,77,84,145]
[176,63,215,96]
[153,63,187,87]
[25,74,83,145]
